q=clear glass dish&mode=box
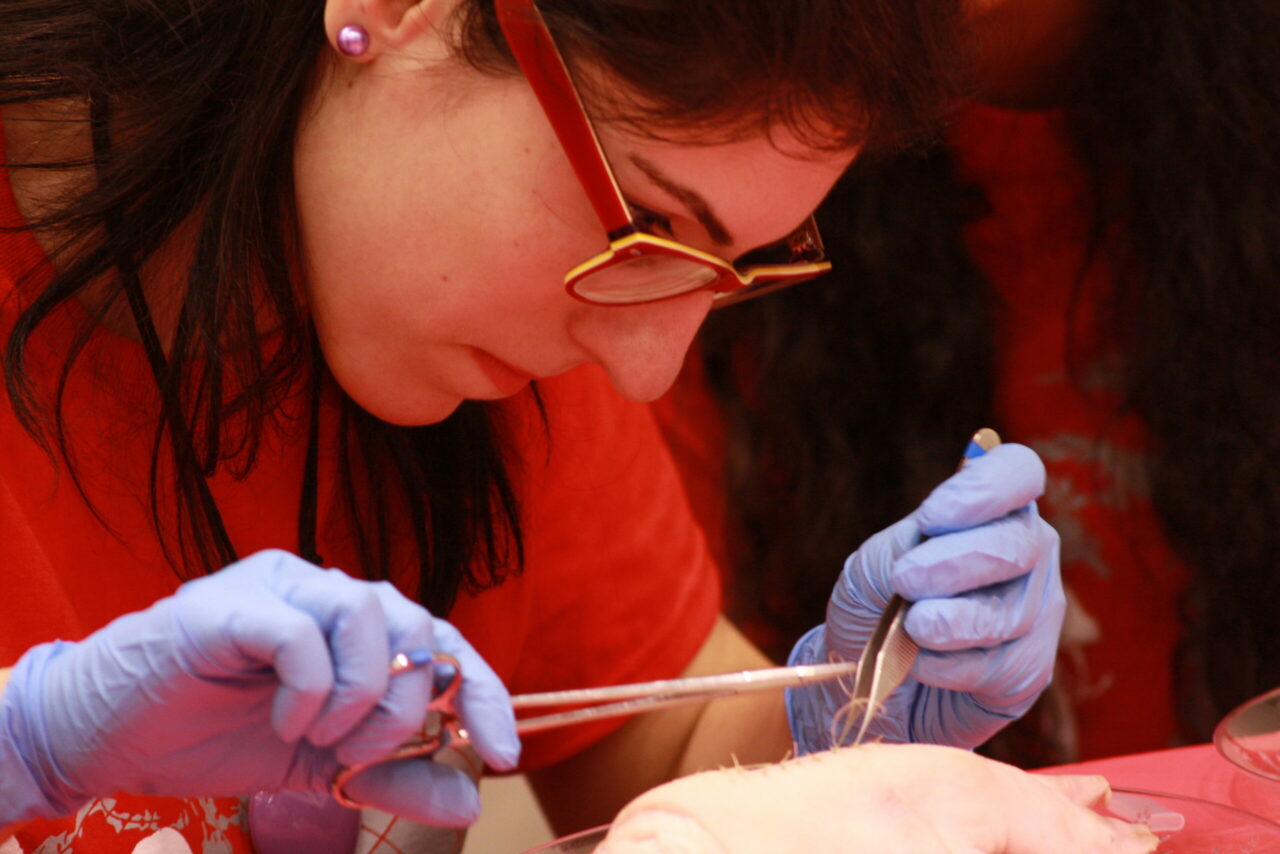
[1215,685,1280,783]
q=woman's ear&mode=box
[323,0,452,61]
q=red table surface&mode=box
[1041,743,1280,820]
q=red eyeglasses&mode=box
[494,0,832,309]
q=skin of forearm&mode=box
[669,624,793,777]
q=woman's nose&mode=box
[569,289,715,402]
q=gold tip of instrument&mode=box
[971,427,1002,452]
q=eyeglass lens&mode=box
[574,254,722,304]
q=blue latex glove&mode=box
[0,549,519,827]
[787,444,1064,752]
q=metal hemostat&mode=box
[331,656,861,806]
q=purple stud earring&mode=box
[335,24,370,57]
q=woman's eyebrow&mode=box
[629,154,734,247]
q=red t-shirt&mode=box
[0,160,720,850]
[654,103,1189,764]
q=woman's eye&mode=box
[627,201,675,237]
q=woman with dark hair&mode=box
[0,0,1088,850]
[660,0,1280,769]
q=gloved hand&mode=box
[0,549,519,827]
[787,444,1064,752]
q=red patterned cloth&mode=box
[9,799,250,854]
[1,151,719,849]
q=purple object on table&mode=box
[248,790,360,854]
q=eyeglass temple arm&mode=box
[494,0,635,235]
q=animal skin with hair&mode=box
[593,744,1157,854]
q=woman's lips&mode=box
[471,347,535,396]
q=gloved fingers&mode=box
[340,757,481,827]
[893,507,1054,599]
[912,635,1056,712]
[176,549,375,744]
[433,620,521,772]
[172,576,336,744]
[910,644,1005,694]
[915,444,1045,536]
[272,566,394,748]
[368,581,437,654]
[834,515,923,616]
[330,659,433,768]
[327,581,439,766]
[903,574,1039,651]
[870,513,927,568]
[266,613,341,744]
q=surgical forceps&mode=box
[331,655,860,806]
[844,428,1002,746]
